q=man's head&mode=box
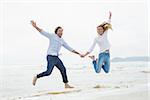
[55,26,63,38]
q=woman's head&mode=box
[97,22,112,35]
[55,26,63,37]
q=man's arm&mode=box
[72,50,81,55]
[30,20,51,38]
[62,40,81,56]
[30,20,42,32]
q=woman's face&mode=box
[97,26,104,35]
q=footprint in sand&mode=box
[93,85,111,89]
[141,71,150,73]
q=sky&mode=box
[0,0,149,65]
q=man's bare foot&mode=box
[94,85,101,88]
[65,83,74,88]
[88,55,95,60]
[32,76,37,86]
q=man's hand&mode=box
[80,54,86,58]
[30,20,42,32]
[80,52,90,58]
[30,20,36,27]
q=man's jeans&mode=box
[37,55,68,83]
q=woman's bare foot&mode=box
[88,55,95,60]
[65,83,74,88]
[32,76,37,86]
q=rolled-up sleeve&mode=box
[62,39,74,52]
[87,38,97,53]
[40,30,52,38]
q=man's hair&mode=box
[55,26,62,34]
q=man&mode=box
[30,20,81,88]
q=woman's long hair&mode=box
[97,22,112,32]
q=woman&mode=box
[81,12,112,74]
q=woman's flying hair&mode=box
[97,22,112,32]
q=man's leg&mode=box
[32,55,55,86]
[55,58,74,88]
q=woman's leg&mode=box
[92,53,105,73]
[102,53,110,73]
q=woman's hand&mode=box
[109,11,112,19]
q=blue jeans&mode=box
[92,52,110,73]
[37,55,68,83]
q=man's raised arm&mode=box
[30,20,42,32]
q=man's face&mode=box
[57,28,63,38]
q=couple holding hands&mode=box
[31,12,112,88]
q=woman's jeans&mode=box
[92,52,110,73]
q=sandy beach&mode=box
[1,0,149,100]
[0,62,149,100]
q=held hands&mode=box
[80,54,86,58]
[79,52,90,58]
[78,53,87,58]
[72,50,87,58]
